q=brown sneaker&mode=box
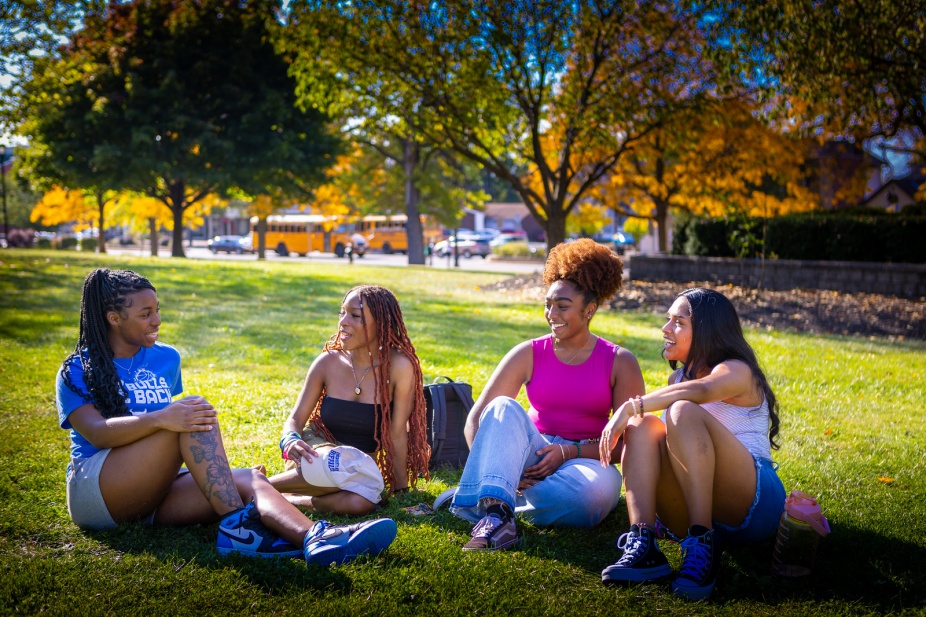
[463,507,520,552]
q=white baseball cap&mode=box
[299,445,385,504]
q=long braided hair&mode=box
[307,285,431,491]
[61,269,156,419]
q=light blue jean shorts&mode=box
[713,456,786,544]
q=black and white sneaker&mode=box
[601,524,672,584]
[672,526,720,601]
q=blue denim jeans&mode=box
[450,396,622,527]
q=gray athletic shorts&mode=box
[66,449,117,530]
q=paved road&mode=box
[105,244,545,275]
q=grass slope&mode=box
[1,250,924,616]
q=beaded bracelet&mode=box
[279,430,302,460]
[576,442,582,459]
[635,395,645,417]
[628,397,640,417]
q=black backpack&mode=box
[423,377,474,469]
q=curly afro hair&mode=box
[542,238,624,305]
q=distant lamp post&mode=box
[0,144,8,242]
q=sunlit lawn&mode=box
[2,250,924,615]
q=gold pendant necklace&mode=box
[555,332,592,365]
[348,355,373,395]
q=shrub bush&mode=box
[6,228,36,248]
[675,212,926,263]
[80,237,98,252]
[492,242,545,259]
[36,238,53,249]
[56,236,79,250]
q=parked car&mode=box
[433,236,492,258]
[208,235,253,254]
[459,229,500,242]
[489,232,528,248]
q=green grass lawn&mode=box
[2,250,924,616]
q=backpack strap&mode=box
[429,382,449,463]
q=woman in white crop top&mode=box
[598,288,785,601]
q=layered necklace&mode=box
[347,353,373,395]
[554,332,593,365]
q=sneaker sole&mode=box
[601,563,673,584]
[461,534,521,552]
[217,545,303,558]
[305,519,398,567]
[671,578,715,601]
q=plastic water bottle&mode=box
[771,490,831,577]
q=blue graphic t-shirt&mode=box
[56,342,183,462]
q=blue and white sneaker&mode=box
[216,502,302,558]
[304,518,398,567]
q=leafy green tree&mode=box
[278,11,483,264]
[286,0,718,249]
[713,0,926,159]
[0,1,95,135]
[17,0,339,257]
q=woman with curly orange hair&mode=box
[269,285,430,515]
[448,239,645,551]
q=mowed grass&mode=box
[1,250,924,616]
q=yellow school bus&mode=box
[250,214,334,256]
[354,214,444,254]
[251,213,444,257]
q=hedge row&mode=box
[674,213,926,263]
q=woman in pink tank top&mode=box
[448,239,645,552]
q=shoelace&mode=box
[678,535,711,579]
[615,531,647,565]
[471,514,504,538]
[654,519,682,543]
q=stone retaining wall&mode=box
[628,254,926,299]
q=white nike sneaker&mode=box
[216,501,302,558]
[303,518,398,567]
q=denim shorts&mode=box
[713,456,786,544]
[66,450,118,530]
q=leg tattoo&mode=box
[186,431,241,510]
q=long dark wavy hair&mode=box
[667,288,780,449]
[307,285,431,491]
[61,269,156,418]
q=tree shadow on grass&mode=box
[719,523,926,611]
[88,521,359,596]
[389,475,926,613]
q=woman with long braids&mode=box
[447,239,645,551]
[598,288,785,601]
[57,269,397,566]
[269,285,430,515]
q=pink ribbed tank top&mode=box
[525,334,617,440]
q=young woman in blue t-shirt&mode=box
[56,268,396,566]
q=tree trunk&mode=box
[543,202,567,250]
[654,197,669,253]
[148,217,159,257]
[256,216,267,260]
[95,191,107,254]
[168,181,187,257]
[403,138,425,265]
